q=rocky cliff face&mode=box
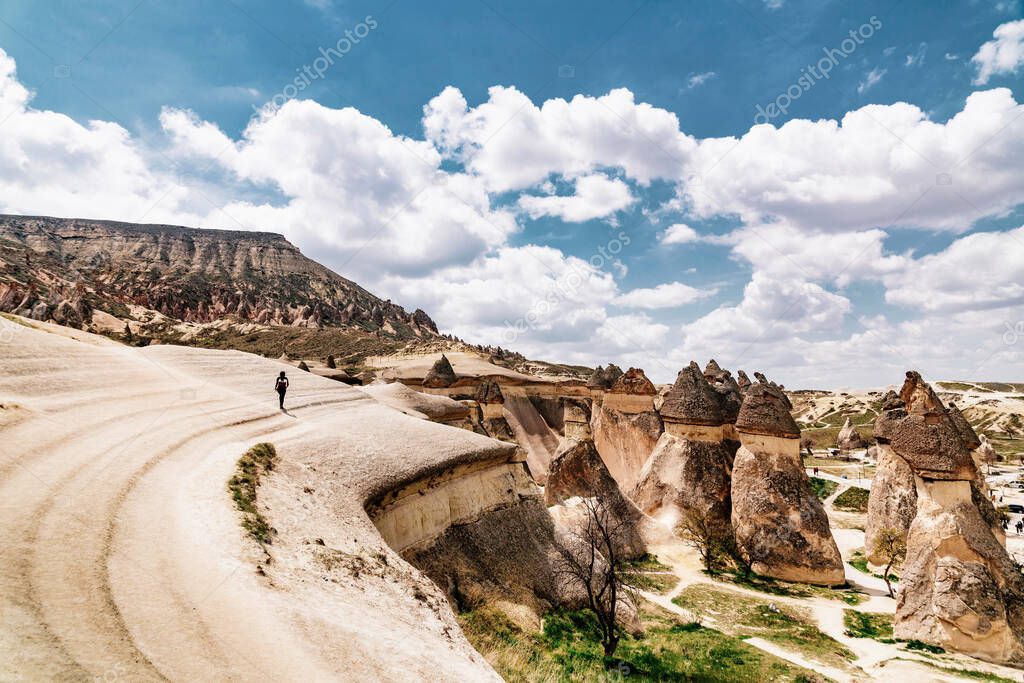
[0,215,437,338]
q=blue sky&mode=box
[1,0,1023,387]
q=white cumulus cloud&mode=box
[973,19,1024,85]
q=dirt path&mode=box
[645,536,1024,682]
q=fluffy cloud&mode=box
[614,281,716,309]
[0,50,198,224]
[162,100,517,280]
[422,85,695,192]
[883,227,1024,312]
[517,174,634,222]
[973,19,1024,85]
[659,223,699,245]
[683,89,1024,232]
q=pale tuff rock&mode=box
[562,398,592,440]
[591,405,663,492]
[837,417,865,452]
[879,371,1024,664]
[472,380,516,443]
[865,443,918,565]
[896,478,1024,666]
[422,354,457,389]
[501,394,560,485]
[544,438,646,559]
[632,432,736,544]
[731,383,844,585]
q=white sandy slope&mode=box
[0,316,508,682]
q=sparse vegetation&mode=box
[904,639,945,654]
[842,610,893,641]
[458,604,824,682]
[672,585,856,669]
[716,570,864,605]
[228,442,278,544]
[809,477,838,500]
[833,487,870,512]
[872,527,907,598]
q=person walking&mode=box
[275,371,289,410]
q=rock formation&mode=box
[544,438,646,559]
[878,372,1024,664]
[731,382,844,585]
[633,363,738,544]
[736,370,752,392]
[0,215,438,338]
[473,379,515,443]
[562,398,592,440]
[592,367,662,491]
[837,417,865,452]
[422,354,457,389]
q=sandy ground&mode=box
[368,350,540,382]
[0,316,505,682]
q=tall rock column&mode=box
[731,382,845,585]
[882,372,1024,665]
[632,362,738,542]
[591,367,663,491]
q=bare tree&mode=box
[554,497,639,660]
[800,436,815,459]
[872,527,907,599]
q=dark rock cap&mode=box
[947,402,981,451]
[736,370,752,391]
[874,372,975,480]
[609,367,656,395]
[734,382,801,438]
[422,354,457,388]
[754,371,769,385]
[660,362,727,426]
[605,364,624,386]
[475,379,504,404]
[703,359,723,379]
[586,365,608,389]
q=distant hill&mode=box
[788,383,1024,461]
[0,214,443,366]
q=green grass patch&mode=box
[228,442,278,544]
[672,585,856,669]
[630,572,679,594]
[848,551,869,575]
[833,487,870,512]
[904,638,945,654]
[458,604,825,682]
[842,610,893,641]
[809,477,838,500]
